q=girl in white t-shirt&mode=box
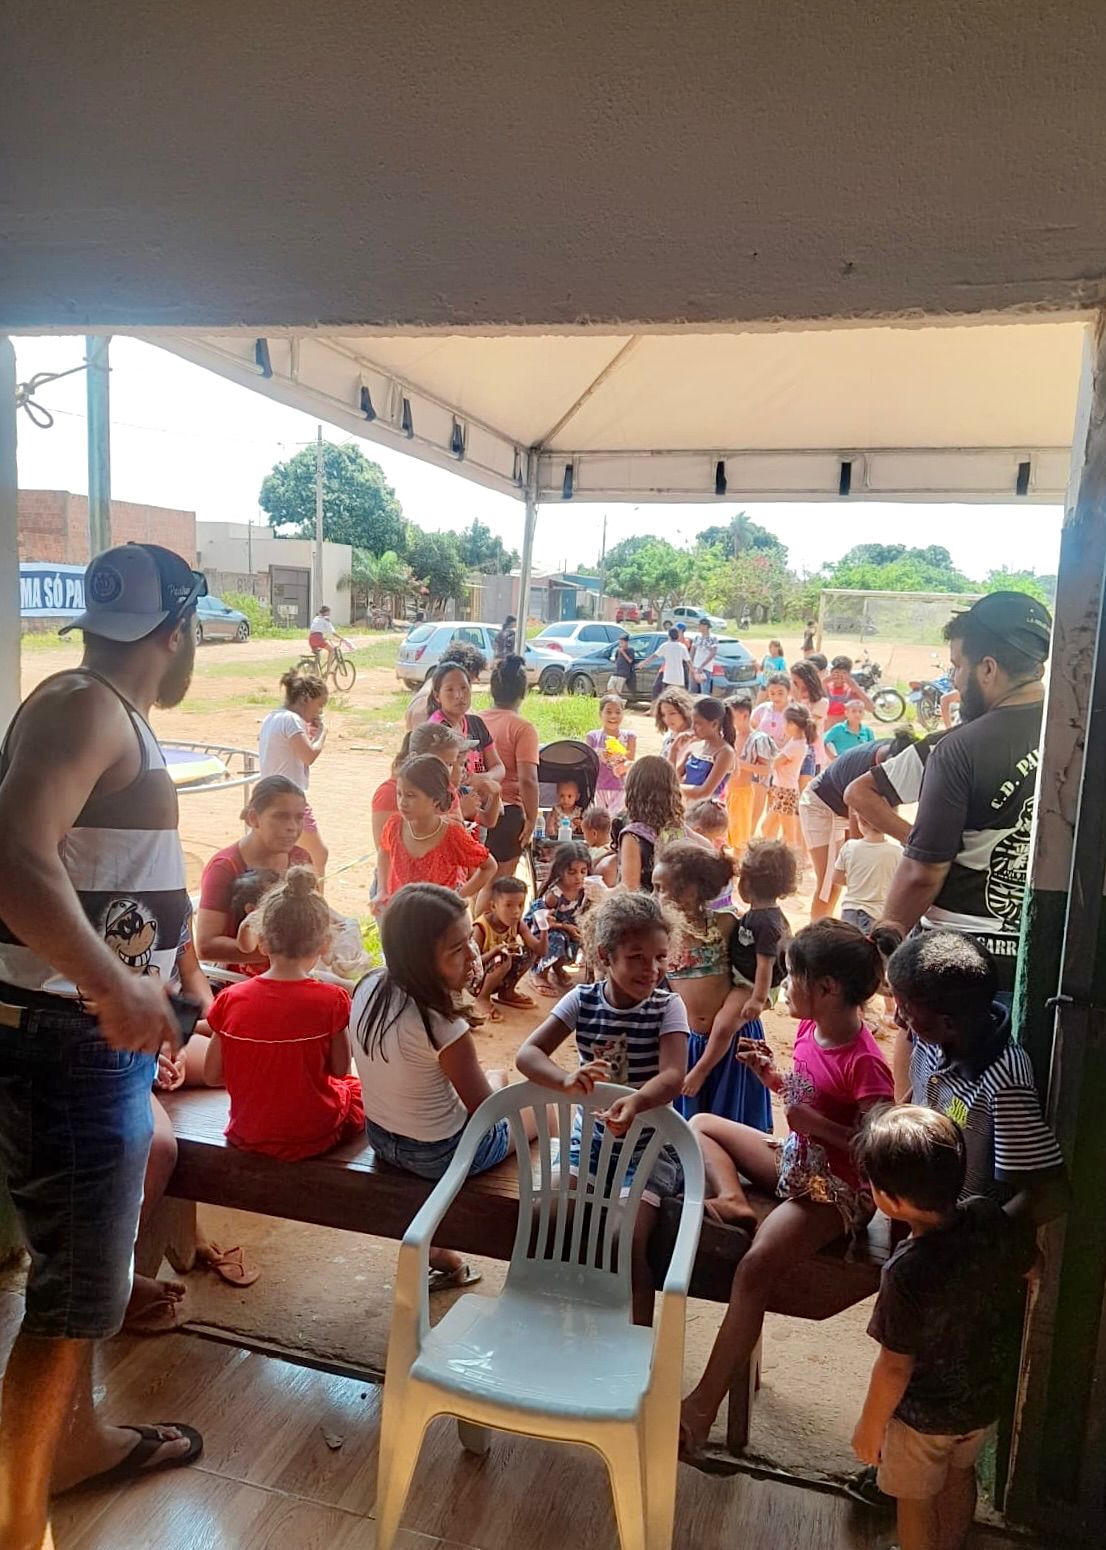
[762,705,815,849]
[351,882,540,1289]
[258,671,330,877]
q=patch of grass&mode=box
[470,691,601,742]
[20,631,75,651]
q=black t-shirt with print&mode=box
[730,906,790,988]
[868,1197,1035,1434]
[901,702,1042,988]
[807,738,889,817]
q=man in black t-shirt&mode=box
[881,593,1052,997]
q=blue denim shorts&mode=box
[365,1115,512,1181]
[0,1013,155,1339]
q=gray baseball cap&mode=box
[60,543,208,642]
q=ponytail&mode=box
[787,918,901,1007]
[784,704,816,746]
[692,696,735,747]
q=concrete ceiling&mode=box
[4,1,1106,331]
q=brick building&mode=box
[18,490,196,564]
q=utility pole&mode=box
[85,336,112,555]
[313,425,325,616]
[597,512,608,618]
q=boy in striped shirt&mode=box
[886,931,1068,1226]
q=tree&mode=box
[259,441,406,553]
[405,528,468,614]
[696,512,787,561]
[826,543,975,595]
[607,538,694,620]
[983,568,1055,606]
[699,547,792,623]
[603,534,653,582]
[344,548,415,619]
[456,519,519,575]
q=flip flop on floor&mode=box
[197,1243,260,1288]
[427,1264,482,1294]
[60,1423,203,1494]
[123,1295,189,1336]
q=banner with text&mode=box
[20,562,86,617]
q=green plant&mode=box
[221,591,277,636]
[360,916,383,966]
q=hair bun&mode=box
[284,864,319,899]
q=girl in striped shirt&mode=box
[517,890,689,1324]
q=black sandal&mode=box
[60,1423,203,1494]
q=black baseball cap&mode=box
[952,591,1052,662]
[60,543,208,642]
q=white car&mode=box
[395,621,561,692]
[530,620,628,660]
[661,604,728,631]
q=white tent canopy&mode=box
[149,318,1085,506]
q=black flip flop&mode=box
[61,1423,203,1494]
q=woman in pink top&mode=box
[681,919,897,1456]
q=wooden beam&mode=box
[1007,311,1106,1537]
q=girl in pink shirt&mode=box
[681,919,897,1457]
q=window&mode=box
[578,624,607,642]
[540,623,575,639]
[604,625,625,641]
[406,624,435,645]
[454,628,489,650]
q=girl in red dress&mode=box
[204,867,364,1161]
[376,754,495,906]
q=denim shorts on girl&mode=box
[365,1115,512,1180]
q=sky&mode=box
[12,336,1064,582]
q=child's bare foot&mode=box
[704,1195,759,1234]
[496,988,535,1008]
[474,994,503,1022]
[678,1394,715,1459]
[123,1273,188,1334]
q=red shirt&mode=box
[199,842,314,919]
[198,841,315,974]
[207,977,360,1161]
[380,812,489,897]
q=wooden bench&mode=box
[162,1088,894,1454]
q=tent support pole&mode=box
[85,335,112,555]
[517,452,539,638]
[1006,311,1106,1535]
[0,338,20,732]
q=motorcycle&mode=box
[908,670,955,731]
[853,654,906,723]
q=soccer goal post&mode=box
[816,589,983,654]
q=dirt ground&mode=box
[17,625,911,1476]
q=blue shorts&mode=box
[365,1115,512,1180]
[0,1007,155,1339]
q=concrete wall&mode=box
[195,522,352,622]
[18,490,195,564]
[4,3,1106,331]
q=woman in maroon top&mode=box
[195,776,314,966]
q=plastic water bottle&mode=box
[558,814,573,845]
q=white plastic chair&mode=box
[374,1080,705,1550]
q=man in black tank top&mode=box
[0,545,207,1538]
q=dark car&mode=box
[563,633,757,701]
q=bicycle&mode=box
[294,640,358,691]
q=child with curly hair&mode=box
[616,755,687,892]
[517,888,689,1323]
[664,838,797,1129]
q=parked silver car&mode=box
[395,621,561,691]
[194,593,250,643]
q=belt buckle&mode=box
[0,1002,26,1030]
